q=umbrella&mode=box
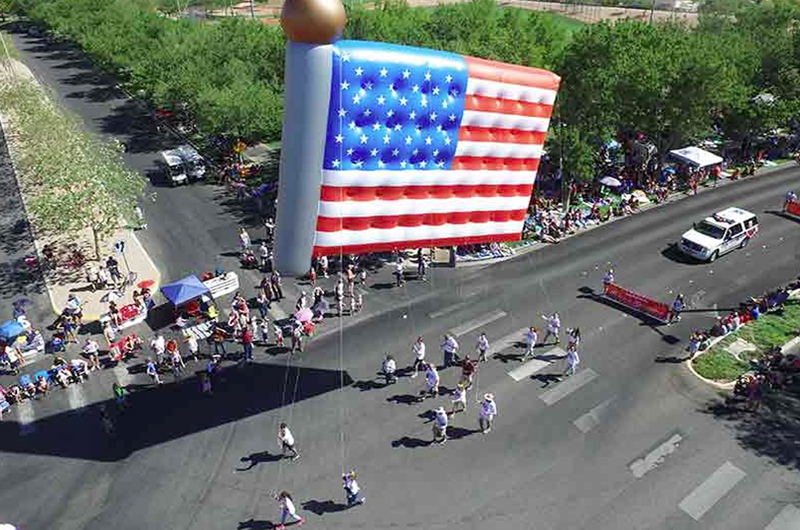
[294,308,313,323]
[137,279,155,290]
[599,176,622,187]
[0,320,24,340]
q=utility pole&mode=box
[250,0,256,18]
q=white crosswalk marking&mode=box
[765,505,800,530]
[573,397,615,433]
[66,384,88,414]
[678,461,746,521]
[508,359,550,381]
[16,400,35,436]
[429,301,470,319]
[630,433,683,478]
[484,328,527,359]
[449,310,507,337]
[540,368,598,406]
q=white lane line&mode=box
[765,505,800,530]
[113,363,136,387]
[630,433,683,478]
[540,368,598,406]
[429,301,470,319]
[573,397,615,433]
[508,358,550,382]
[66,384,88,414]
[16,400,35,436]
[678,461,746,521]
[485,328,528,359]
[450,310,507,337]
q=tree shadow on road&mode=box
[701,388,800,472]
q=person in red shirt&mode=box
[242,328,254,363]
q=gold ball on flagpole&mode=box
[281,0,346,45]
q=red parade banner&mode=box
[786,201,800,217]
[603,283,670,323]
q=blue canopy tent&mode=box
[0,320,24,341]
[160,275,210,306]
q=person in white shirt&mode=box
[432,406,449,444]
[567,327,581,350]
[441,333,460,368]
[146,358,161,385]
[150,335,166,363]
[260,318,270,345]
[184,332,200,362]
[382,355,397,385]
[394,258,405,287]
[411,337,426,378]
[419,363,439,401]
[450,382,467,415]
[524,327,538,359]
[238,227,251,253]
[274,491,304,529]
[83,339,101,371]
[603,268,614,289]
[564,343,580,377]
[343,470,364,507]
[542,313,561,345]
[476,332,489,362]
[278,423,300,460]
[259,241,270,271]
[479,393,497,434]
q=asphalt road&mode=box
[4,20,800,530]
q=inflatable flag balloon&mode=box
[275,0,560,275]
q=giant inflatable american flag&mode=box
[309,41,560,256]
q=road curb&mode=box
[456,161,796,268]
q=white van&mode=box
[679,207,758,263]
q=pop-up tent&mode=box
[160,275,210,306]
[668,146,723,168]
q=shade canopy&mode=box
[669,146,723,168]
[160,275,210,306]
[0,320,24,340]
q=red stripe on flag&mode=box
[319,184,534,202]
[464,94,553,118]
[464,56,561,90]
[451,157,540,171]
[312,232,522,257]
[316,209,528,232]
[458,127,547,145]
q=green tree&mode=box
[547,125,594,210]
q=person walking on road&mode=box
[257,290,270,319]
[146,358,161,385]
[343,470,365,507]
[432,406,449,444]
[239,227,251,255]
[567,327,581,351]
[479,393,497,434]
[523,327,538,360]
[295,291,308,311]
[184,331,200,362]
[411,337,426,378]
[212,327,228,358]
[394,257,405,287]
[382,354,397,385]
[278,422,300,460]
[270,270,284,300]
[603,268,614,290]
[459,355,476,390]
[291,324,304,354]
[542,313,561,345]
[563,343,580,377]
[259,240,270,271]
[441,333,460,368]
[450,382,467,415]
[274,491,304,529]
[83,339,101,371]
[419,362,440,401]
[417,249,428,282]
[476,332,489,363]
[241,327,254,363]
[668,294,684,324]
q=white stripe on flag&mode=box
[315,220,523,246]
[322,169,537,187]
[460,110,550,132]
[318,195,529,217]
[455,141,544,159]
[466,78,558,105]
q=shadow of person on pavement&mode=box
[301,499,349,515]
[532,373,562,388]
[447,426,479,440]
[236,451,283,472]
[237,518,275,530]
[391,436,431,448]
[352,378,383,391]
[387,393,420,405]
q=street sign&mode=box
[114,240,125,254]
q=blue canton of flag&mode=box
[323,41,468,172]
